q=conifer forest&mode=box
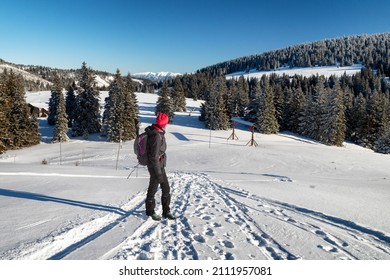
[1,33,390,154]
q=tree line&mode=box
[198,33,390,77]
[178,68,390,154]
[2,62,389,155]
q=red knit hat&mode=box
[156,112,169,128]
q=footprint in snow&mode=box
[201,215,212,221]
[225,217,235,224]
[286,217,296,223]
[225,252,235,260]
[315,230,327,236]
[317,244,338,253]
[221,240,235,249]
[204,227,214,237]
[193,234,206,243]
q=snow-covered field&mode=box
[227,64,363,79]
[0,90,389,278]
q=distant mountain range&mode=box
[132,72,182,81]
[0,59,180,91]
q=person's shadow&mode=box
[0,188,127,215]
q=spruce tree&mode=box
[47,75,62,126]
[155,80,174,121]
[299,77,327,140]
[189,76,199,100]
[349,93,368,144]
[52,84,69,143]
[72,62,101,138]
[171,77,186,112]
[320,80,346,146]
[103,71,138,142]
[65,81,77,127]
[3,70,39,148]
[255,79,279,134]
[121,74,139,140]
[365,90,389,147]
[375,122,390,154]
[285,86,306,133]
[102,70,122,140]
[202,76,229,130]
[227,78,239,117]
[236,76,249,117]
[245,79,261,122]
[273,83,285,129]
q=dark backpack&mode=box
[133,132,148,166]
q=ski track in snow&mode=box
[2,172,389,260]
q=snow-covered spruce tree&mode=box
[343,87,355,139]
[155,80,174,121]
[365,89,389,148]
[121,74,139,140]
[226,78,239,118]
[189,75,200,100]
[223,79,234,119]
[72,62,101,138]
[3,70,40,149]
[374,122,390,154]
[202,76,230,130]
[47,74,62,126]
[52,83,69,143]
[171,77,186,112]
[299,77,327,140]
[236,76,249,117]
[65,81,77,127]
[255,80,279,134]
[244,78,261,123]
[273,83,284,127]
[319,80,346,146]
[102,70,122,139]
[284,86,306,133]
[348,93,368,144]
[103,71,138,142]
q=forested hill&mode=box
[198,33,390,76]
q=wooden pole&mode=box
[246,126,258,147]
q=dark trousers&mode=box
[145,167,171,216]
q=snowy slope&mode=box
[0,91,389,261]
[0,63,52,87]
[227,64,363,79]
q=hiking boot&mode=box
[150,213,161,221]
[163,212,176,220]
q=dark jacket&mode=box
[145,125,167,174]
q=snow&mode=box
[227,64,364,79]
[93,75,113,88]
[0,62,52,87]
[132,72,182,81]
[1,91,389,264]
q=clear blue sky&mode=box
[1,0,389,74]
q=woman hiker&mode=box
[144,112,176,221]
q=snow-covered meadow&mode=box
[1,89,389,263]
[226,64,364,79]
